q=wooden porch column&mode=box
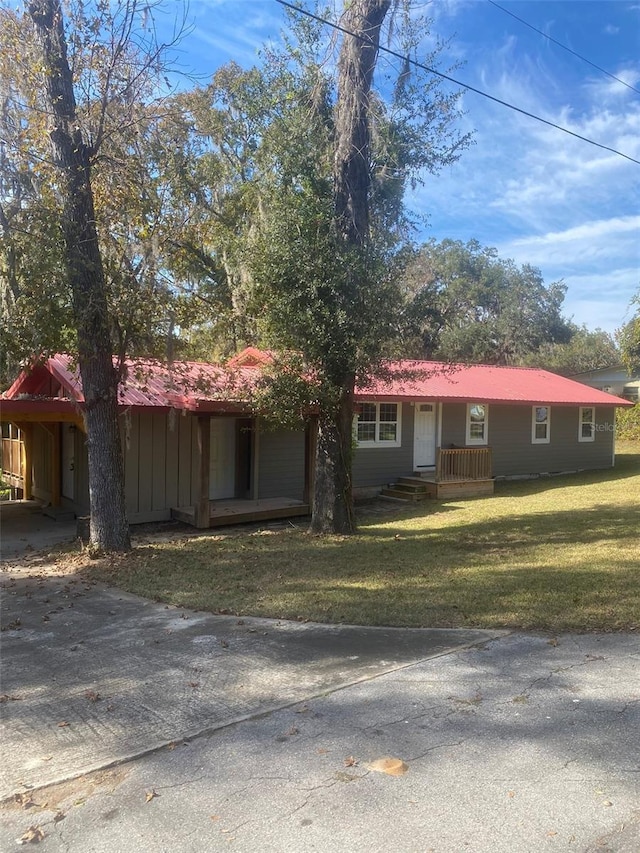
[195,415,211,529]
[16,423,33,500]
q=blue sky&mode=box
[164,0,640,335]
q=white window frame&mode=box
[578,407,595,442]
[465,403,488,446]
[354,402,402,448]
[532,406,551,444]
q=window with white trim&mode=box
[354,402,401,447]
[466,403,488,445]
[532,406,550,444]
[579,407,595,442]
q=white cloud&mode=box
[498,217,640,267]
[604,23,620,34]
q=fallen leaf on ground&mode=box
[84,690,101,702]
[17,825,45,844]
[145,790,160,803]
[344,756,358,767]
[367,756,409,776]
[0,694,22,702]
[57,721,70,728]
[547,638,559,647]
[53,812,65,824]
[285,726,299,736]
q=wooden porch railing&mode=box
[436,447,492,481]
[2,436,24,485]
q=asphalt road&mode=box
[1,561,639,852]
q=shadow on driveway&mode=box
[0,565,500,800]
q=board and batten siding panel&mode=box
[137,411,154,514]
[440,402,615,477]
[352,402,415,488]
[258,428,305,500]
[165,410,180,509]
[177,413,195,508]
[121,409,197,521]
[31,424,52,503]
[151,413,167,511]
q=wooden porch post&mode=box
[16,423,33,500]
[195,415,211,528]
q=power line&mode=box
[275,0,640,167]
[487,0,640,96]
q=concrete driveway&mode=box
[0,502,77,559]
[1,560,639,851]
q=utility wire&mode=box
[275,0,640,166]
[487,0,640,96]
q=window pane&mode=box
[581,423,593,438]
[379,423,397,442]
[535,407,548,424]
[379,403,397,422]
[535,423,547,440]
[470,404,485,422]
[360,403,376,422]
[357,422,376,442]
[470,423,485,439]
[581,408,593,423]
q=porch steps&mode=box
[380,477,431,502]
[381,475,495,502]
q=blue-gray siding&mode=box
[258,428,306,500]
[441,403,615,477]
[352,403,415,487]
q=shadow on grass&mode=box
[79,445,640,632]
[90,494,639,632]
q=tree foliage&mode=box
[0,0,187,384]
[401,238,573,364]
[527,326,619,375]
[617,291,640,376]
[246,2,472,532]
[0,0,189,550]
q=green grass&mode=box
[88,442,640,632]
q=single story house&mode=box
[570,365,639,403]
[1,348,631,527]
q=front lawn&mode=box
[88,443,640,632]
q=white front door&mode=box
[414,404,436,469]
[210,418,236,499]
[62,424,75,499]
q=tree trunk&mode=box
[309,384,355,534]
[29,0,130,552]
[311,0,390,534]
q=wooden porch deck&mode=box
[171,497,310,528]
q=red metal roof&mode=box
[2,349,632,411]
[357,361,633,407]
[3,353,261,413]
